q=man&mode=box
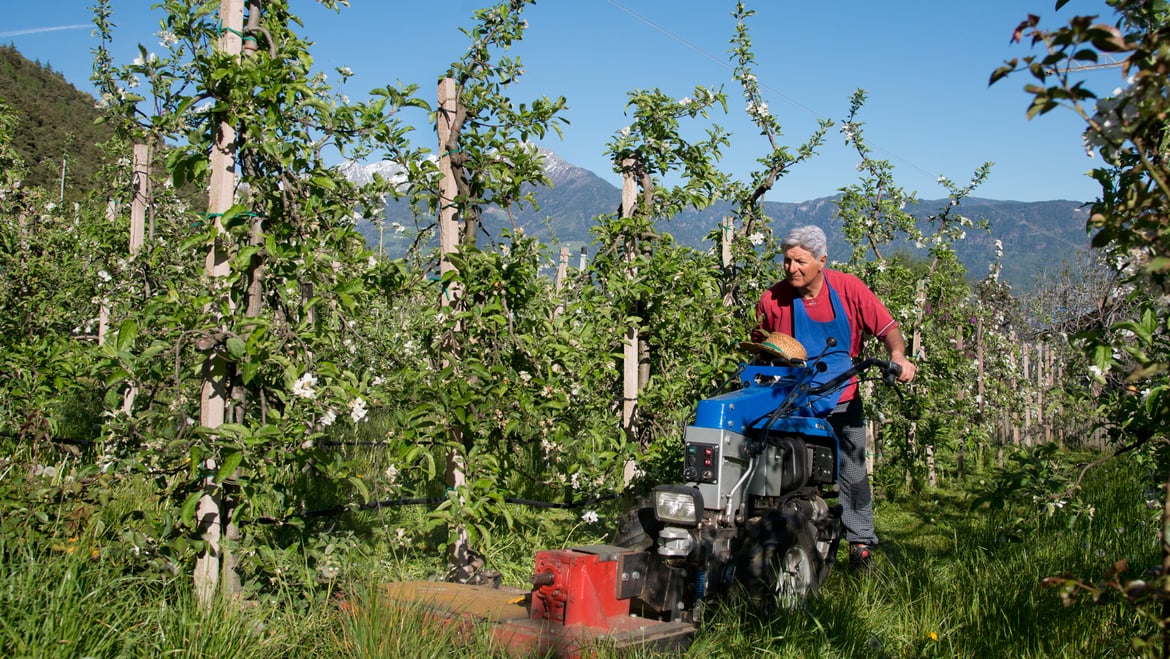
[752,225,916,569]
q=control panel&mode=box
[683,442,720,484]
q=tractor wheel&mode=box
[610,496,661,552]
[739,512,826,609]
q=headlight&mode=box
[653,485,704,526]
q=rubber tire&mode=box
[609,496,662,552]
[739,511,827,610]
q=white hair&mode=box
[781,225,827,259]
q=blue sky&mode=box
[3,1,1123,203]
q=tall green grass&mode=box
[0,538,337,658]
[0,448,1158,657]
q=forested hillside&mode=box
[0,45,113,201]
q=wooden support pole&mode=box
[620,159,641,486]
[129,143,148,253]
[98,200,117,347]
[437,78,460,285]
[195,0,245,609]
[620,158,638,441]
[721,216,734,307]
[908,281,928,486]
[436,77,473,580]
[121,144,149,418]
[555,246,569,291]
[553,246,570,318]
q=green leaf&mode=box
[116,319,138,352]
[240,360,260,385]
[180,491,203,527]
[349,476,371,504]
[216,451,243,484]
[226,336,247,359]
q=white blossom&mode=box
[320,409,337,427]
[349,397,368,423]
[581,510,600,524]
[748,232,765,246]
[292,372,318,400]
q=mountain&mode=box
[1,44,1086,291]
[0,45,114,201]
[349,150,1092,291]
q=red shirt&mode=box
[754,269,897,402]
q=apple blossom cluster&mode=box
[745,100,769,118]
[349,397,368,423]
[292,372,318,400]
[1084,81,1139,164]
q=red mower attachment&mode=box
[378,545,693,658]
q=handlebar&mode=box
[808,358,901,396]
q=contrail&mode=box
[0,24,90,38]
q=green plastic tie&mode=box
[216,22,247,39]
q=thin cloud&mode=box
[0,25,90,38]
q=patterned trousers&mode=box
[827,396,877,546]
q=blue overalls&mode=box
[792,273,854,417]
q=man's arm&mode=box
[879,326,917,383]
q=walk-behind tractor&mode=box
[378,335,904,657]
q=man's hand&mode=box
[891,356,917,383]
[880,327,917,383]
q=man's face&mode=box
[783,245,826,291]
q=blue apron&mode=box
[792,273,853,417]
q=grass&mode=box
[0,449,1159,658]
